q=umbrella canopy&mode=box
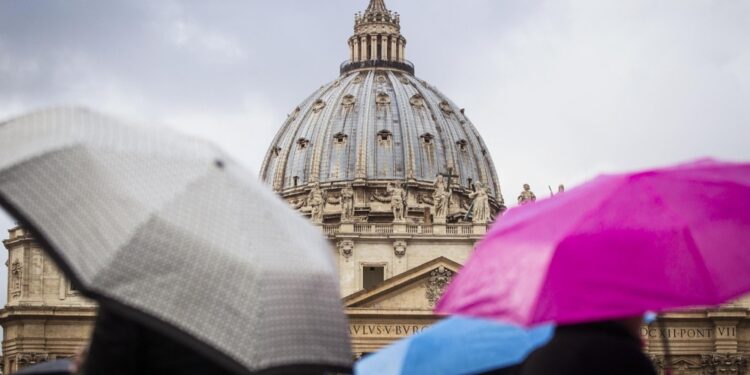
[437,160,750,326]
[355,317,553,375]
[0,108,352,374]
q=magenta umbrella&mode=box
[436,159,750,326]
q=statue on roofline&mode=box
[517,183,536,205]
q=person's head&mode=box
[613,316,644,338]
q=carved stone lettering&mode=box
[349,323,429,337]
[640,327,721,340]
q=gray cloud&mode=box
[0,0,749,309]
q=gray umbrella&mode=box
[0,108,352,374]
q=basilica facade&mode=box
[259,0,750,371]
[259,0,504,357]
[1,1,748,374]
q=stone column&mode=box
[360,35,368,61]
[370,35,378,61]
[390,36,397,61]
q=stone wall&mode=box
[1,227,96,374]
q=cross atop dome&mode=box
[344,0,411,74]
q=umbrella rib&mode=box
[526,181,632,325]
[652,176,723,305]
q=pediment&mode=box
[344,257,461,311]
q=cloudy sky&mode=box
[0,0,749,305]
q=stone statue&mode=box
[387,182,407,223]
[548,184,565,197]
[432,175,450,224]
[468,181,491,224]
[307,182,325,223]
[10,259,22,298]
[340,184,355,222]
[517,183,536,205]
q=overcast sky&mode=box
[1,0,749,306]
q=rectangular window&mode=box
[363,266,385,290]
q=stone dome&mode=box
[261,70,501,195]
[260,0,504,224]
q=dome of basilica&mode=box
[260,0,505,224]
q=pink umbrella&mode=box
[436,159,750,326]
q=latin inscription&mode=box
[349,324,429,337]
[640,327,737,339]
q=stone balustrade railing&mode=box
[317,222,487,237]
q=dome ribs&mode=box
[354,71,375,180]
[430,85,488,194]
[287,81,339,188]
[332,74,363,181]
[389,71,419,181]
[384,71,406,179]
[260,71,502,205]
[407,75,452,183]
[310,78,347,184]
[410,88,431,179]
[258,0,505,221]
[372,73,396,179]
[270,85,328,190]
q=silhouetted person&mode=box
[82,306,235,375]
[520,318,657,375]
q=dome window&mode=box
[312,99,326,113]
[457,140,468,152]
[293,176,300,187]
[333,132,348,145]
[439,101,454,115]
[409,94,425,109]
[341,94,356,109]
[420,133,434,145]
[376,92,391,107]
[289,107,301,121]
[297,138,310,150]
[377,130,392,145]
[271,146,282,157]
